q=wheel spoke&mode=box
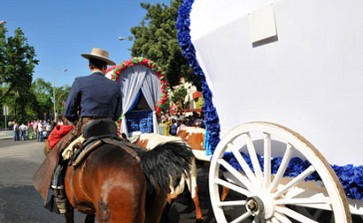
[215,178,251,197]
[273,165,316,198]
[263,133,272,189]
[229,142,259,185]
[269,144,293,192]
[276,197,331,205]
[231,211,252,223]
[253,216,266,223]
[218,200,247,207]
[275,206,319,223]
[274,211,292,223]
[242,133,264,184]
[218,159,254,191]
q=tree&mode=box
[54,84,71,120]
[130,0,201,90]
[0,27,39,121]
[30,78,70,121]
[171,86,187,110]
[0,23,6,82]
[31,78,52,118]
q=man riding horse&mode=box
[33,48,122,215]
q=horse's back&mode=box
[65,143,148,222]
[177,126,205,150]
[134,133,183,150]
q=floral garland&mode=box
[106,57,170,114]
[176,0,363,201]
[176,0,220,155]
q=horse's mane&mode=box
[139,141,193,193]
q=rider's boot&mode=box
[51,164,72,214]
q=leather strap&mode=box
[101,138,141,163]
[72,138,141,167]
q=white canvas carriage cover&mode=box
[177,0,363,201]
[106,57,168,137]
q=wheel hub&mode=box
[245,194,275,218]
[245,196,263,216]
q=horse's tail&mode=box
[139,141,194,193]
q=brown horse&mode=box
[62,140,193,223]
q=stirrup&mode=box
[55,195,71,214]
[44,195,60,214]
[51,188,72,214]
[51,165,65,189]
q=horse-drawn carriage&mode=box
[176,0,363,222]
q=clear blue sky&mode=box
[1,0,171,87]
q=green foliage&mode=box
[158,97,170,112]
[55,85,71,118]
[0,26,39,121]
[130,0,201,90]
[30,78,70,120]
[171,86,187,109]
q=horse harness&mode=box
[69,119,143,165]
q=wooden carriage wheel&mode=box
[209,122,351,223]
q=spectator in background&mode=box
[45,121,52,138]
[28,121,34,140]
[162,113,171,136]
[13,121,19,141]
[169,118,179,136]
[38,120,43,142]
[19,122,28,141]
[33,120,38,140]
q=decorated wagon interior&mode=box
[106,57,168,138]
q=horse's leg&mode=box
[145,190,167,223]
[221,186,230,201]
[64,210,74,223]
[186,158,204,222]
[191,186,204,223]
[85,214,95,223]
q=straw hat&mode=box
[81,48,115,65]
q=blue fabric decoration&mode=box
[125,111,153,134]
[176,0,363,201]
[127,90,142,113]
[177,0,220,156]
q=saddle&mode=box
[69,119,143,167]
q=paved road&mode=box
[0,139,88,222]
[0,139,217,223]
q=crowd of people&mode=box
[160,111,205,136]
[11,119,62,142]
